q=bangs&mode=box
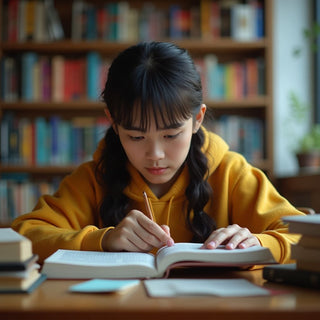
[117,93,195,132]
[111,74,197,131]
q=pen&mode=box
[143,191,154,221]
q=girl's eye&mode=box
[164,132,180,139]
[129,135,144,141]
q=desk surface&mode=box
[1,268,320,320]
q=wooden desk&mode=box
[276,171,320,212]
[0,269,320,320]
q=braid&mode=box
[186,128,216,242]
[96,128,130,226]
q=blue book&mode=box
[211,63,226,99]
[21,52,38,101]
[87,52,101,101]
[35,117,48,165]
[86,4,97,40]
[169,5,182,39]
[49,116,60,165]
[255,3,264,38]
[107,3,118,41]
[58,120,71,164]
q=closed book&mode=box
[231,4,255,41]
[44,0,64,40]
[21,52,38,101]
[291,245,320,263]
[8,0,19,42]
[51,55,65,102]
[200,0,211,39]
[87,52,101,100]
[298,235,320,249]
[0,272,46,293]
[35,117,48,165]
[263,263,320,289]
[0,254,38,272]
[0,228,33,263]
[282,214,320,237]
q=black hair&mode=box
[96,41,216,242]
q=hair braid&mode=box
[186,128,216,242]
[96,127,130,226]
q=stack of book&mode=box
[287,214,320,273]
[263,214,320,289]
[0,228,46,293]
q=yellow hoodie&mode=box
[11,127,304,263]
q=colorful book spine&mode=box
[21,52,38,101]
[87,52,101,101]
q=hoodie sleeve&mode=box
[210,151,305,264]
[11,161,110,263]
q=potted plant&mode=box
[287,91,320,170]
[287,23,320,170]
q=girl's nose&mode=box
[146,141,165,160]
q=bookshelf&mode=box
[0,0,274,224]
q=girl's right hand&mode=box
[101,210,174,252]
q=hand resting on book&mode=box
[202,224,261,250]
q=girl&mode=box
[12,41,304,263]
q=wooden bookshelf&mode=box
[0,0,274,224]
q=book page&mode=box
[42,249,159,279]
[155,243,275,276]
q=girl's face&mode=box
[113,105,206,196]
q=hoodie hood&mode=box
[200,126,229,175]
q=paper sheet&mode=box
[144,278,270,297]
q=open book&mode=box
[41,243,276,279]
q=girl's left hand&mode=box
[202,224,261,250]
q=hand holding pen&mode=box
[101,192,174,252]
[143,191,174,246]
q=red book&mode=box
[8,0,19,42]
[246,58,258,97]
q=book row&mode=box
[1,52,109,102]
[0,112,110,166]
[71,0,264,42]
[205,115,264,162]
[0,176,60,224]
[2,0,64,42]
[2,0,264,43]
[1,52,264,102]
[196,55,265,99]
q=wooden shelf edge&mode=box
[0,97,270,111]
[1,38,268,53]
[0,100,105,110]
[0,165,76,175]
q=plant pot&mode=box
[296,151,320,169]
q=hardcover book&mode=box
[263,263,320,289]
[282,214,320,236]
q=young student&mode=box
[12,41,304,264]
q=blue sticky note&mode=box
[69,279,140,293]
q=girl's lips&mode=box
[146,167,167,175]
